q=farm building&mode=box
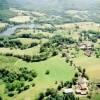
[75,77,89,95]
[78,41,93,50]
[63,88,74,94]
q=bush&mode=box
[64,81,70,87]
[52,50,58,56]
[74,72,78,77]
[0,96,3,100]
[45,70,50,75]
[18,87,24,93]
[31,71,37,78]
[57,85,62,91]
[8,92,14,97]
[32,83,35,87]
[24,85,30,90]
[45,88,57,97]
[37,92,44,100]
[28,76,33,81]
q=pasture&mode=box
[0,55,75,99]
[73,51,100,82]
[9,15,31,23]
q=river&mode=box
[0,24,38,36]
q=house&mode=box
[79,44,87,50]
[78,41,93,50]
[84,50,92,57]
[75,77,89,95]
[81,90,88,95]
[63,88,74,94]
[75,89,81,94]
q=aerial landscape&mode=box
[0,0,100,100]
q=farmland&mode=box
[9,16,31,23]
[0,21,100,100]
[0,55,75,100]
[0,0,100,99]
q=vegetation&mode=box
[0,0,100,99]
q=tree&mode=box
[0,96,2,100]
[52,50,58,56]
[70,60,73,66]
[6,83,15,92]
[57,85,62,91]
[37,92,45,100]
[45,70,50,75]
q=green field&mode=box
[73,51,100,82]
[0,55,75,99]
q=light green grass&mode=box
[0,45,40,56]
[0,55,75,100]
[73,51,100,81]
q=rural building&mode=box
[75,77,89,95]
[63,88,74,94]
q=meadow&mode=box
[9,16,31,23]
[0,22,100,100]
[0,55,75,100]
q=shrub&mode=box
[18,87,24,93]
[31,71,37,78]
[28,76,33,81]
[8,92,14,97]
[32,83,35,87]
[52,50,58,56]
[37,92,44,100]
[0,96,3,100]
[74,72,78,77]
[45,70,50,75]
[24,85,30,90]
[57,85,62,91]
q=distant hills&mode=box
[6,0,100,11]
[0,0,100,23]
[0,0,9,9]
[1,0,100,14]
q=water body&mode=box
[0,24,38,36]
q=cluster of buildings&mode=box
[63,77,89,95]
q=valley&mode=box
[0,0,100,100]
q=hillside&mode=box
[2,0,100,23]
[0,0,100,100]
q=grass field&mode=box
[56,22,100,32]
[0,55,75,99]
[0,45,40,56]
[12,38,40,45]
[0,22,7,28]
[0,22,8,32]
[73,51,100,82]
[80,93,100,100]
[9,15,31,23]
